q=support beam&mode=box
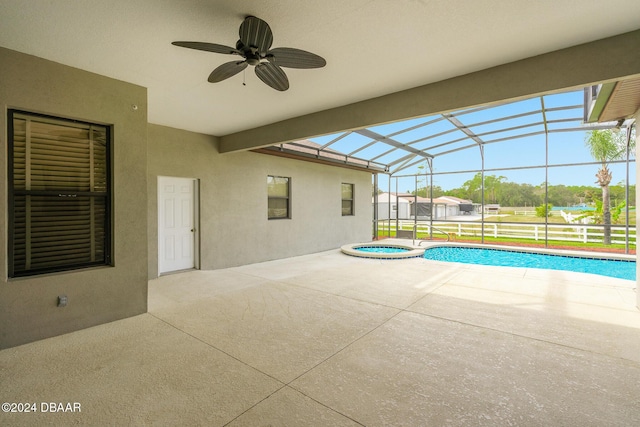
[219,29,640,153]
[442,114,485,146]
[354,128,434,160]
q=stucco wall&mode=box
[0,47,148,349]
[147,124,372,278]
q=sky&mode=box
[310,90,636,193]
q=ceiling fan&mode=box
[172,16,326,91]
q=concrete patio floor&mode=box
[2,242,640,426]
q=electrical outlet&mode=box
[57,295,68,307]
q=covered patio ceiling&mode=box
[260,87,632,176]
[1,0,639,144]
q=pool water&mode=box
[423,247,635,281]
[355,246,410,254]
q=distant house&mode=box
[483,204,501,214]
[374,193,476,220]
[435,196,477,217]
[374,192,411,220]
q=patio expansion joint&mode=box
[401,307,640,368]
[147,312,285,384]
[274,271,640,368]
[430,280,640,314]
[151,267,640,422]
[147,310,369,426]
[222,383,367,427]
[279,309,408,426]
[272,272,452,313]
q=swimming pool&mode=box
[341,243,425,259]
[422,246,635,281]
[354,246,410,254]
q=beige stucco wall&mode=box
[147,124,372,278]
[0,47,148,349]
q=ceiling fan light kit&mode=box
[172,16,326,91]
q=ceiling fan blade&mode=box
[255,62,289,91]
[267,47,326,69]
[172,41,241,55]
[239,16,273,55]
[208,61,248,83]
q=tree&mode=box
[460,173,483,202]
[457,173,507,204]
[499,182,540,207]
[484,175,506,204]
[416,162,428,193]
[584,129,630,244]
[443,187,469,200]
[547,185,576,207]
[609,181,626,208]
[412,185,444,198]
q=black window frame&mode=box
[341,183,355,216]
[267,175,291,220]
[7,110,112,277]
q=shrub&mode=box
[535,203,552,218]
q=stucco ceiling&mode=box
[1,0,640,138]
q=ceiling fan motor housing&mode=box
[236,41,262,65]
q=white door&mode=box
[158,177,197,274]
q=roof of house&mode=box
[437,196,473,204]
[378,192,472,205]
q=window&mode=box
[341,183,354,216]
[267,175,290,219]
[8,110,111,277]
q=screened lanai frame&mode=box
[268,87,636,253]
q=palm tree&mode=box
[584,129,630,244]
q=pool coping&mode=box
[340,243,425,259]
[343,239,636,262]
[419,241,636,262]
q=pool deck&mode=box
[1,243,639,425]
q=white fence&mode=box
[513,210,537,216]
[378,220,636,245]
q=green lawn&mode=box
[495,208,636,225]
[436,234,635,253]
[376,222,636,253]
[484,215,566,224]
